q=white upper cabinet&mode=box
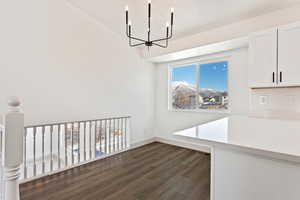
[278,23,300,87]
[248,29,278,88]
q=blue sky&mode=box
[172,61,228,91]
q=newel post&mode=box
[3,97,24,200]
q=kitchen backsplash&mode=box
[250,88,300,116]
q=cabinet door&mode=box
[278,23,300,86]
[248,29,278,88]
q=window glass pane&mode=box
[199,61,228,110]
[172,64,197,110]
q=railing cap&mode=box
[7,96,21,112]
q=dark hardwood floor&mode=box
[20,142,210,200]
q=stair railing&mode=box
[23,116,131,180]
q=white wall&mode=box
[0,0,155,144]
[154,48,250,143]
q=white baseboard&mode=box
[155,137,211,153]
[129,137,211,153]
[130,138,156,149]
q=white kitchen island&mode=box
[174,115,300,200]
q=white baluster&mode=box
[3,97,24,200]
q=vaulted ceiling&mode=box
[69,0,300,40]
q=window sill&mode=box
[168,108,231,114]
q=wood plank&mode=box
[20,142,210,200]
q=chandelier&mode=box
[125,0,174,48]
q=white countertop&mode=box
[174,115,300,160]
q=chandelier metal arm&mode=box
[129,42,145,47]
[129,35,145,47]
[127,26,146,47]
[151,28,173,43]
[151,36,172,43]
[152,24,171,48]
[126,26,147,43]
[152,42,168,48]
[127,35,147,43]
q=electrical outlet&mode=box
[286,95,296,105]
[259,96,268,105]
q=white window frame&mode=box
[168,55,231,113]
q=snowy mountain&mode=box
[172,81,227,97]
[171,81,228,109]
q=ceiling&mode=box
[69,0,300,40]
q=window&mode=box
[170,59,228,111]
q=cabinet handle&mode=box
[272,72,275,83]
[280,71,282,82]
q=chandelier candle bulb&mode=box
[148,1,151,18]
[171,8,174,26]
[129,24,131,36]
[125,6,129,24]
[167,26,169,37]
